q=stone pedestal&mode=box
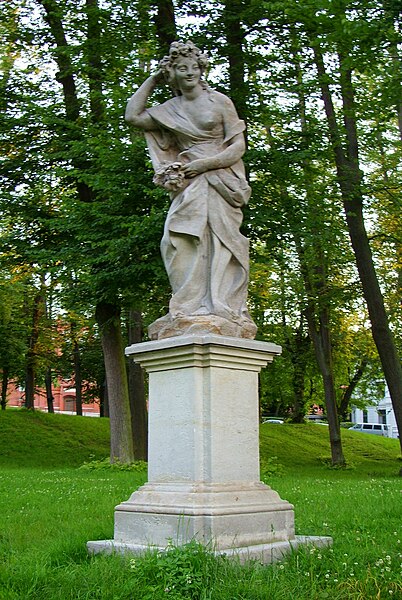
[88,335,331,562]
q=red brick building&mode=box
[6,379,100,416]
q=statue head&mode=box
[158,40,209,96]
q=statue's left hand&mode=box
[182,160,208,178]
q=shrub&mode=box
[79,457,148,472]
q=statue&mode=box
[126,41,257,340]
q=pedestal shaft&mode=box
[87,336,332,560]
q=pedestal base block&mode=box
[87,535,332,565]
[112,481,295,550]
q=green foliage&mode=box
[1,0,401,460]
[79,457,147,472]
[0,277,27,381]
[259,455,284,479]
[0,4,400,596]
[129,541,219,600]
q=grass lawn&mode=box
[0,411,401,599]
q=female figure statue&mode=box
[126,41,256,340]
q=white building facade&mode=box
[351,387,398,438]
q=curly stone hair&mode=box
[158,40,209,96]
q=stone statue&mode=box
[126,41,257,340]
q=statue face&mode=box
[172,56,201,92]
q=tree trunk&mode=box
[99,378,109,418]
[24,288,45,410]
[267,40,346,463]
[25,364,35,410]
[39,0,134,457]
[223,0,248,124]
[1,367,9,410]
[382,0,402,142]
[73,340,83,416]
[313,44,402,468]
[305,304,345,466]
[153,0,177,54]
[86,0,105,123]
[343,190,402,448]
[38,0,94,201]
[289,327,310,423]
[338,358,368,421]
[278,185,345,463]
[96,301,134,463]
[127,309,148,461]
[44,367,54,413]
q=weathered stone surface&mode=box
[148,313,258,340]
[88,535,333,565]
[88,336,333,561]
[125,40,256,339]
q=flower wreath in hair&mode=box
[158,40,209,96]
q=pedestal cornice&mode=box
[125,334,282,372]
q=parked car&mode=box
[349,423,390,436]
[262,418,284,424]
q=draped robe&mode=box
[145,91,253,325]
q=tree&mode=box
[1,0,171,460]
[0,278,27,410]
[306,2,402,465]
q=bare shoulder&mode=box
[209,90,239,119]
[210,90,235,107]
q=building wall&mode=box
[351,388,398,438]
[6,380,100,416]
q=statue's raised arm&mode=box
[126,40,257,340]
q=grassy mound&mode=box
[260,422,401,477]
[0,409,110,468]
[0,409,400,476]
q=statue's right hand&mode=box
[151,69,165,85]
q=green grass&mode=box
[0,409,110,468]
[260,422,402,477]
[0,411,401,599]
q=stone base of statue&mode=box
[87,335,332,563]
[148,313,258,341]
